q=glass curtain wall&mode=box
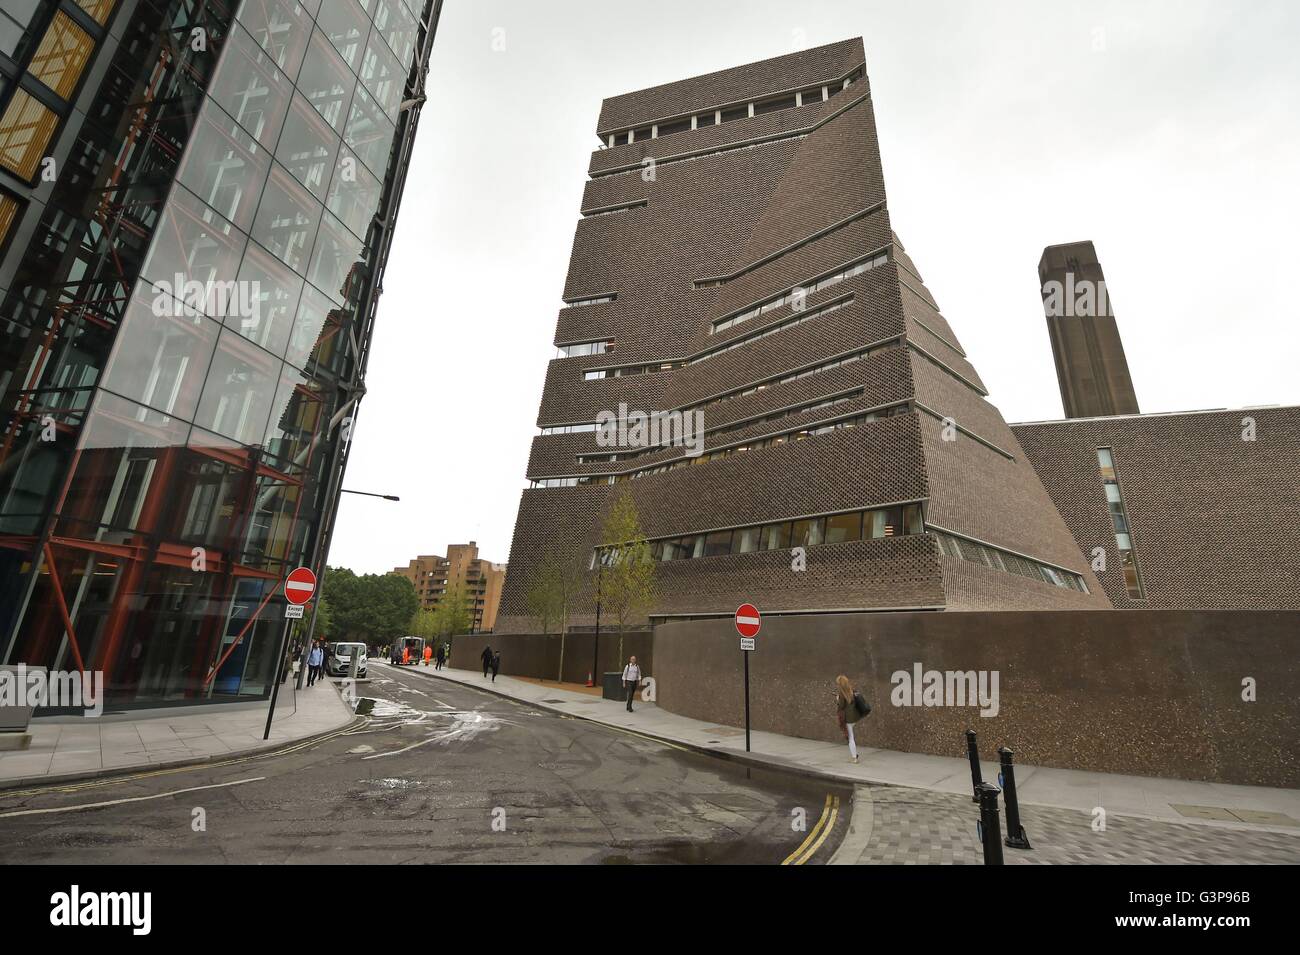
[0,0,431,705]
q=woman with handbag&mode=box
[835,674,870,764]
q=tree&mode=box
[526,550,584,681]
[432,582,473,642]
[321,567,419,646]
[597,489,656,665]
[409,606,439,642]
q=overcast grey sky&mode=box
[328,0,1300,574]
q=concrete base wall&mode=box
[450,630,653,686]
[652,610,1299,788]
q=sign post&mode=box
[264,567,318,740]
[734,604,761,752]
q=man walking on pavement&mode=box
[622,655,642,712]
[435,643,446,670]
[306,642,323,687]
[480,644,493,678]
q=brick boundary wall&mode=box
[651,610,1299,788]
[450,630,653,686]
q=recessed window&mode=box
[720,105,748,123]
[753,94,797,115]
[29,11,95,100]
[0,192,20,248]
[657,118,691,137]
[695,113,716,128]
[0,89,59,179]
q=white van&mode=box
[327,642,368,677]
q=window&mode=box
[799,88,825,106]
[28,12,94,100]
[207,23,292,148]
[177,101,271,231]
[143,186,249,304]
[556,340,611,358]
[251,166,322,275]
[721,105,748,123]
[316,0,370,70]
[734,527,760,554]
[703,530,732,557]
[711,252,888,333]
[359,30,404,121]
[326,145,382,240]
[235,240,303,356]
[791,517,825,548]
[76,0,115,26]
[101,287,219,420]
[753,94,796,115]
[276,93,339,200]
[824,511,862,544]
[565,294,615,307]
[343,82,395,177]
[0,191,20,248]
[297,28,357,134]
[237,0,311,77]
[612,131,629,146]
[1096,448,1144,598]
[0,89,58,179]
[695,113,716,128]
[631,126,651,141]
[657,118,690,137]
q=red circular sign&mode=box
[285,566,317,605]
[734,603,761,638]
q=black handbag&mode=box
[852,690,872,719]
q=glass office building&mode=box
[0,0,441,705]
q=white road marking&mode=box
[0,777,265,818]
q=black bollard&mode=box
[975,782,1004,865]
[965,729,983,803]
[998,746,1032,850]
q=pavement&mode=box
[402,664,1300,837]
[0,668,356,789]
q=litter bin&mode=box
[601,672,625,701]
[0,664,42,751]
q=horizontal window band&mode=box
[695,201,887,287]
[594,502,926,564]
[711,250,889,333]
[928,525,1090,593]
[532,401,913,483]
[595,60,867,138]
[580,200,648,217]
[591,88,872,179]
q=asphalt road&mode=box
[0,664,849,864]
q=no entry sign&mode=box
[735,603,761,639]
[285,566,317,605]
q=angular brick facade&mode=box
[1013,407,1300,609]
[498,39,1111,632]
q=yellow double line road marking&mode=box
[782,793,840,865]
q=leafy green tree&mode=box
[526,550,584,681]
[321,567,419,645]
[597,489,656,665]
[433,582,474,640]
[410,606,439,642]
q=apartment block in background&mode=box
[393,542,507,633]
[0,0,443,706]
[496,38,1111,633]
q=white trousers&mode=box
[846,723,857,759]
